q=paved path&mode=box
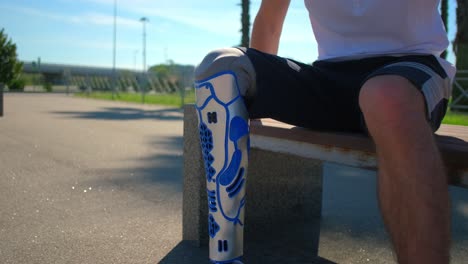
[1,94,467,263]
[1,94,184,264]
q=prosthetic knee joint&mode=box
[195,71,249,263]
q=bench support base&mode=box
[183,106,324,260]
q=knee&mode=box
[194,48,246,81]
[359,75,426,129]
[195,48,256,98]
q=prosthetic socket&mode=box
[195,71,249,263]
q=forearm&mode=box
[250,0,290,55]
[250,14,282,54]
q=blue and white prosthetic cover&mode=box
[195,71,249,264]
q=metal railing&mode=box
[450,70,468,110]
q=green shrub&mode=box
[8,77,25,91]
[43,82,52,92]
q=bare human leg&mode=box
[359,75,450,264]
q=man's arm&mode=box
[250,0,290,55]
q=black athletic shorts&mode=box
[243,48,450,133]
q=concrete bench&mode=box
[182,104,468,261]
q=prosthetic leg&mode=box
[195,71,250,264]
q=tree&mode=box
[240,0,250,47]
[0,29,23,88]
[150,64,171,80]
[0,29,22,116]
[454,0,468,65]
[441,0,449,59]
[452,0,468,110]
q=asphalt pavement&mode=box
[0,93,467,264]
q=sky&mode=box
[0,0,458,70]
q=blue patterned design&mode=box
[217,240,229,252]
[208,189,218,212]
[218,240,222,252]
[199,123,216,182]
[218,149,241,186]
[226,168,243,193]
[210,256,243,264]
[229,117,249,142]
[228,179,244,198]
[227,167,245,199]
[208,214,220,238]
[207,112,218,124]
[215,113,249,224]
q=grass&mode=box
[75,90,195,107]
[75,91,468,126]
[442,109,468,126]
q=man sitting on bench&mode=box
[193,1,456,263]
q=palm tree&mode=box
[452,0,468,110]
[240,0,250,47]
[454,0,467,66]
[441,0,449,59]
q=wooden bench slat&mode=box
[437,125,468,141]
[251,120,468,155]
[250,118,468,188]
[250,119,375,152]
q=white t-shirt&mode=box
[304,0,456,77]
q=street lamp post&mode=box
[139,17,149,103]
[133,50,138,72]
[112,0,117,99]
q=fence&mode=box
[450,70,468,110]
[20,61,195,95]
[70,75,162,93]
[66,71,193,95]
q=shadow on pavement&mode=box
[52,107,183,121]
[450,186,468,242]
[320,164,468,262]
[82,135,184,203]
[322,164,468,244]
[157,204,331,263]
[159,240,337,264]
